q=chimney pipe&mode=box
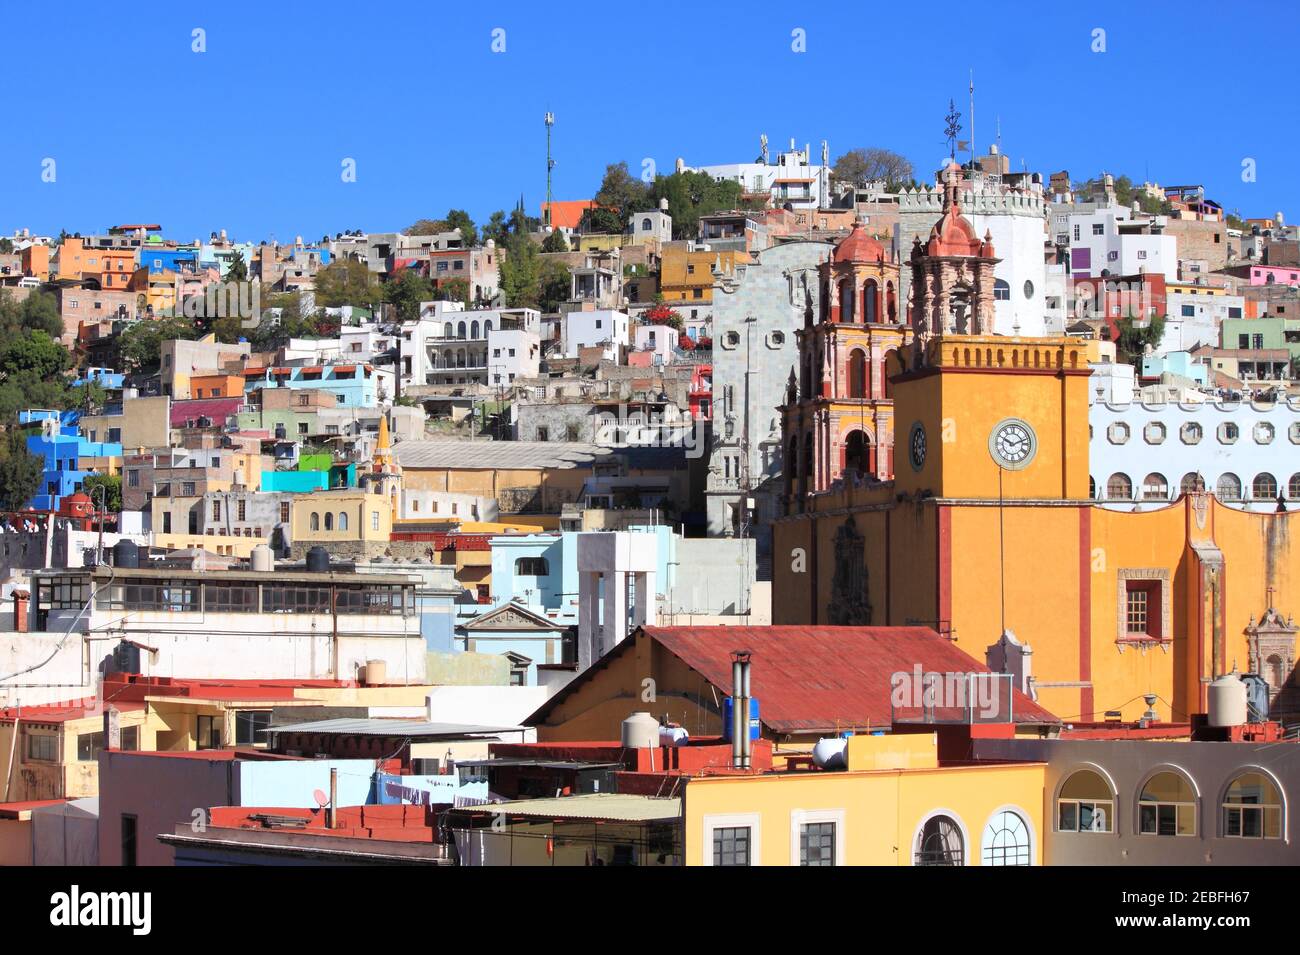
[327,767,338,829]
[731,650,752,770]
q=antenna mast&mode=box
[544,112,555,228]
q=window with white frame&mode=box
[1138,771,1197,836]
[1222,772,1283,839]
[1057,769,1113,832]
[981,810,1032,865]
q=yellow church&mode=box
[774,165,1298,725]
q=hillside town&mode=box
[0,123,1296,872]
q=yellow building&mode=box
[659,246,744,307]
[772,168,1300,725]
[292,488,393,554]
[684,733,1046,866]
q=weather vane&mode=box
[944,99,963,159]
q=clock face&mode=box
[989,418,1037,470]
[909,422,927,471]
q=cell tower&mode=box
[544,112,555,228]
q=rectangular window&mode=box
[127,469,139,488]
[77,731,104,762]
[712,827,751,866]
[26,733,58,762]
[800,822,835,866]
[196,715,221,750]
[237,499,247,522]
[182,482,196,496]
[280,501,291,522]
[371,511,380,531]
[119,726,139,751]
[1092,223,1105,236]
[203,583,258,612]
[212,500,221,522]
[234,711,271,746]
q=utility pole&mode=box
[544,112,555,229]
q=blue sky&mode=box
[2,1,1297,242]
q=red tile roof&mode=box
[541,200,597,231]
[532,626,1057,734]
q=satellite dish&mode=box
[313,789,329,808]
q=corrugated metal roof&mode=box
[267,718,524,739]
[642,626,1058,731]
[529,626,1058,734]
[469,794,680,822]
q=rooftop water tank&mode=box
[306,546,330,573]
[250,544,274,572]
[1208,671,1248,728]
[621,712,659,749]
[364,659,387,686]
[111,539,139,569]
[812,737,848,771]
[658,725,688,747]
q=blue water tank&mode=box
[722,697,760,741]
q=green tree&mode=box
[82,472,122,512]
[444,209,478,247]
[1114,313,1167,366]
[0,427,43,511]
[434,277,470,306]
[117,316,199,372]
[541,229,570,253]
[405,218,445,235]
[314,258,381,308]
[649,170,757,239]
[538,261,572,313]
[483,211,509,245]
[224,250,249,283]
[384,269,435,322]
[0,330,69,379]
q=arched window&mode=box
[915,815,964,866]
[863,280,878,323]
[324,512,333,531]
[1222,772,1283,839]
[309,512,320,531]
[515,557,549,576]
[338,512,348,531]
[1179,472,1205,495]
[885,282,897,322]
[457,321,467,339]
[1216,473,1242,501]
[848,349,867,399]
[1141,473,1168,501]
[1057,769,1113,832]
[1089,476,1096,499]
[838,279,854,322]
[443,322,453,338]
[981,810,1032,866]
[1139,771,1196,836]
[844,430,870,477]
[993,278,1011,301]
[484,320,492,333]
[1253,473,1278,500]
[788,437,799,484]
[470,320,480,339]
[1290,473,1300,499]
[641,217,652,231]
[1106,473,1132,500]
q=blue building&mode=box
[140,246,199,274]
[247,364,383,409]
[19,409,123,510]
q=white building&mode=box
[563,310,629,359]
[1160,289,1246,353]
[1067,206,1178,282]
[681,138,831,211]
[419,303,542,388]
[1088,392,1300,512]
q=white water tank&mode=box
[621,712,659,749]
[659,725,689,747]
[251,544,274,572]
[812,737,848,770]
[1208,672,1248,727]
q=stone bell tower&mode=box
[909,161,1000,354]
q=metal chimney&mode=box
[731,650,752,770]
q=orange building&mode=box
[189,374,245,399]
[773,176,1299,726]
[54,238,136,292]
[659,246,744,308]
